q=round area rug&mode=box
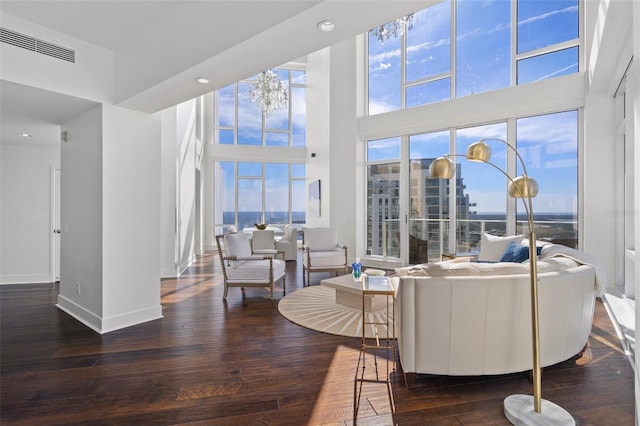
[278,285,394,339]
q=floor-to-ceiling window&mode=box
[212,68,307,235]
[366,138,401,258]
[365,112,578,262]
[515,110,579,247]
[455,124,508,252]
[364,0,580,263]
[407,131,451,263]
[368,0,579,115]
[214,161,305,235]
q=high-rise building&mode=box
[367,159,473,262]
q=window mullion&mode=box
[511,0,518,87]
[234,83,239,145]
[401,28,407,109]
[448,128,457,254]
[451,0,457,100]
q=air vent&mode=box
[0,27,75,63]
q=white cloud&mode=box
[369,48,401,66]
[518,6,578,26]
[368,99,396,116]
[532,63,578,82]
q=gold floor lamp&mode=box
[429,138,575,425]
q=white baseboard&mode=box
[161,268,179,279]
[0,274,52,285]
[56,295,163,334]
[56,295,102,332]
[101,305,163,334]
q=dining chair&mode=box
[251,229,280,259]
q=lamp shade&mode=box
[466,141,492,162]
[508,175,539,198]
[429,157,456,179]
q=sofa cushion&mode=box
[227,259,286,281]
[478,233,523,262]
[224,232,252,257]
[304,227,338,251]
[306,250,345,267]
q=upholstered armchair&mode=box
[215,231,286,301]
[251,230,280,259]
[302,227,348,286]
[275,225,298,261]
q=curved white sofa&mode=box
[393,254,599,388]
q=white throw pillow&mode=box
[224,232,252,257]
[478,233,524,262]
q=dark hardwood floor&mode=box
[1,251,635,425]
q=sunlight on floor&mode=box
[307,344,394,425]
[161,277,217,304]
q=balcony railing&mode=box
[374,217,577,262]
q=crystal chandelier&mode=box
[248,69,288,117]
[371,14,415,44]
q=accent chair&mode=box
[251,229,280,259]
[215,232,286,301]
[302,227,348,286]
[275,225,298,261]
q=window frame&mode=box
[366,0,580,115]
[214,68,306,147]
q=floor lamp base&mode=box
[504,394,575,425]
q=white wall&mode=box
[582,0,634,295]
[305,48,332,228]
[100,104,162,332]
[160,107,178,278]
[0,14,114,104]
[328,39,359,262]
[57,105,104,321]
[632,0,640,423]
[56,104,163,333]
[304,41,360,262]
[582,91,616,286]
[0,143,60,284]
[584,0,637,421]
[160,98,204,276]
[176,99,197,274]
[202,93,216,250]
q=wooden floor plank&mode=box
[1,251,634,425]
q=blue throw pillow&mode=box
[499,241,530,263]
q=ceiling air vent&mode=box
[0,27,75,63]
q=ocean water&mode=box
[223,211,306,230]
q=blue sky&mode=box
[216,0,580,219]
[367,0,579,214]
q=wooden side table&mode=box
[353,275,396,423]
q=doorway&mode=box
[50,167,61,282]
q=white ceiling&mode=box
[0,0,436,145]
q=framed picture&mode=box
[309,180,321,217]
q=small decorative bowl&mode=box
[254,223,267,230]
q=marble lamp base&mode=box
[504,394,575,426]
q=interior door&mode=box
[52,167,61,282]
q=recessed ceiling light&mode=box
[18,132,32,138]
[317,20,336,32]
[196,77,210,84]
